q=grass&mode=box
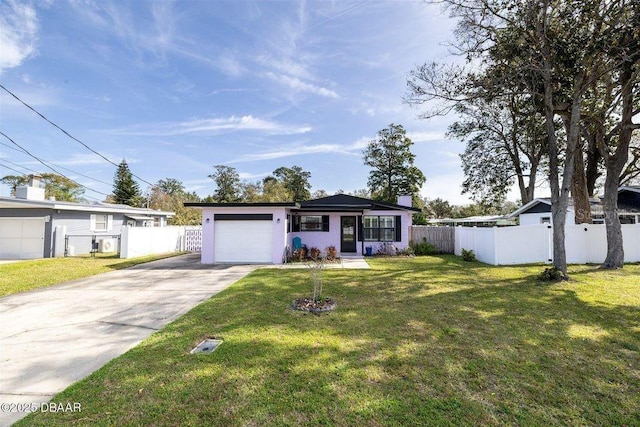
[16,256,640,426]
[0,252,185,297]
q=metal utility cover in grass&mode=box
[190,339,222,354]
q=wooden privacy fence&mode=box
[410,226,455,254]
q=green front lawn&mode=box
[18,257,640,426]
[0,252,185,297]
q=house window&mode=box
[364,216,395,241]
[300,216,323,231]
[540,216,551,224]
[90,214,112,232]
[293,215,329,232]
[94,214,108,231]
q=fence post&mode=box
[120,226,129,259]
[53,226,66,258]
[492,226,499,265]
[546,225,553,263]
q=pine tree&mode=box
[363,123,426,203]
[112,159,143,206]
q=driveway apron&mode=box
[0,253,256,426]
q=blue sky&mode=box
[0,0,474,204]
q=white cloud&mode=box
[230,143,358,163]
[217,54,246,77]
[0,0,39,71]
[47,153,123,166]
[229,135,376,164]
[408,131,446,143]
[110,115,313,136]
[265,72,339,99]
[238,171,270,180]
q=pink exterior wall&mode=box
[200,207,288,264]
[288,213,342,253]
[289,210,413,255]
[199,207,415,263]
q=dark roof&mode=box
[297,194,421,212]
[184,202,297,208]
[508,192,640,218]
[184,194,421,212]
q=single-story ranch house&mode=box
[0,177,173,259]
[185,194,420,264]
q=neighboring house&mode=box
[0,177,173,259]
[185,194,420,264]
[427,215,517,227]
[507,186,640,225]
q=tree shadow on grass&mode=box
[19,261,640,427]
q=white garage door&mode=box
[214,220,273,263]
[0,218,46,259]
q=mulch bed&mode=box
[291,297,337,314]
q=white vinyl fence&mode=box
[455,224,640,265]
[120,226,202,259]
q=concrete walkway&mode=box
[274,256,370,269]
[0,254,256,426]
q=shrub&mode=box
[307,257,326,302]
[325,246,338,261]
[309,247,321,261]
[461,248,476,262]
[411,241,437,256]
[292,247,307,262]
[376,242,397,256]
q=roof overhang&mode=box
[184,202,298,209]
[619,186,640,194]
[0,197,174,216]
[126,215,155,221]
[506,199,553,218]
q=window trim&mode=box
[363,215,395,242]
[90,214,112,232]
[300,215,323,231]
[295,215,330,232]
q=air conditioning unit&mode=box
[99,239,116,253]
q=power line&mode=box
[48,161,113,187]
[0,140,25,153]
[0,162,103,203]
[0,131,112,198]
[0,84,157,188]
[0,157,42,175]
[0,161,28,176]
[2,142,113,187]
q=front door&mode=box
[341,216,357,253]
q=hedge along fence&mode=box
[454,223,640,265]
[410,226,455,254]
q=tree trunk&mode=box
[585,129,602,197]
[572,149,592,224]
[600,62,635,269]
[563,115,591,224]
[601,172,624,268]
[543,72,583,276]
[542,76,568,275]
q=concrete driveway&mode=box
[0,253,256,426]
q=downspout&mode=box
[360,209,366,255]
